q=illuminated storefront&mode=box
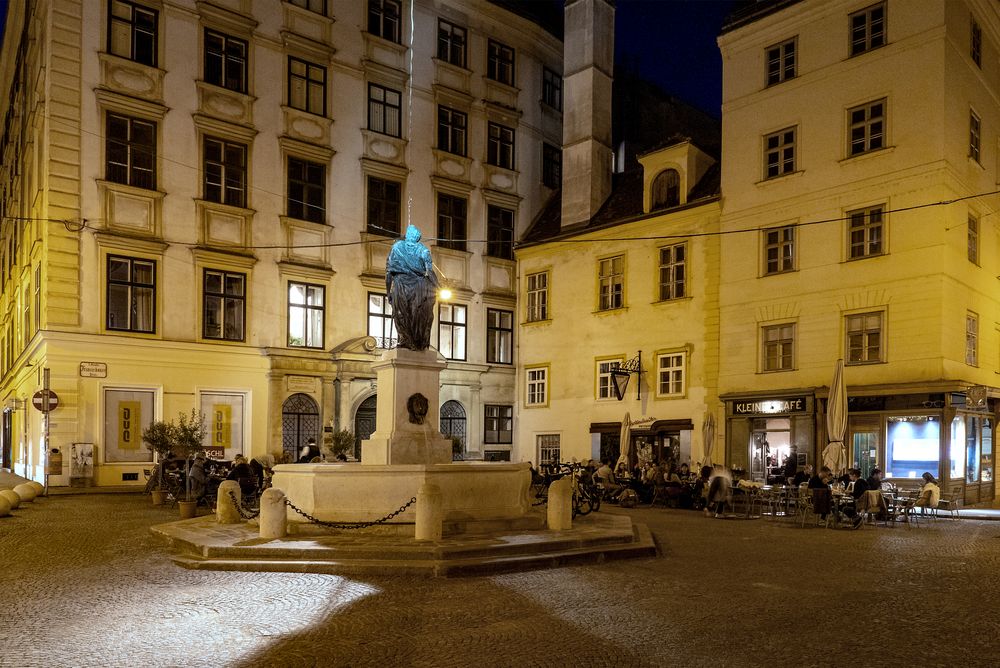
[723,393,816,482]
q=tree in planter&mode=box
[172,409,208,502]
[328,429,356,461]
[142,420,176,494]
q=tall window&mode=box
[33,265,40,332]
[849,2,885,57]
[487,122,515,170]
[486,205,514,260]
[437,19,466,67]
[107,255,155,333]
[597,359,622,400]
[487,308,513,364]
[542,143,561,189]
[764,226,794,275]
[487,40,515,86]
[203,137,247,208]
[287,282,324,348]
[368,83,401,137]
[204,30,247,93]
[367,292,397,348]
[970,110,981,163]
[437,106,467,156]
[537,433,559,463]
[598,255,624,311]
[108,0,157,66]
[764,127,796,178]
[106,113,156,190]
[971,17,982,67]
[658,243,686,300]
[848,205,884,259]
[438,303,467,360]
[762,323,794,372]
[846,312,882,364]
[366,176,400,236]
[657,352,685,397]
[203,269,245,341]
[848,99,885,156]
[485,405,513,444]
[651,169,680,209]
[288,57,326,116]
[526,271,548,322]
[967,312,979,366]
[542,67,562,110]
[526,367,548,407]
[766,38,796,85]
[437,193,467,251]
[287,157,325,224]
[368,0,401,43]
[289,0,326,14]
[969,214,980,264]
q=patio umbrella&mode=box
[702,413,717,466]
[615,412,632,471]
[822,359,848,475]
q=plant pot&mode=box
[178,500,198,519]
[151,490,168,506]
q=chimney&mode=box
[561,0,614,229]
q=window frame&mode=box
[105,112,156,190]
[436,193,467,252]
[202,268,246,342]
[486,205,514,260]
[651,169,680,209]
[287,156,326,224]
[287,56,327,117]
[968,214,980,264]
[487,39,515,86]
[849,2,886,57]
[536,433,560,464]
[656,351,687,398]
[598,255,625,311]
[486,308,513,365]
[368,83,402,138]
[203,136,247,208]
[204,29,247,94]
[763,225,795,275]
[764,127,796,179]
[287,281,325,349]
[596,357,623,401]
[765,37,796,86]
[761,322,795,372]
[847,205,885,260]
[366,175,401,236]
[437,19,467,68]
[288,0,327,15]
[368,0,402,44]
[525,366,549,407]
[542,67,562,110]
[526,271,548,322]
[658,243,686,300]
[542,143,561,189]
[487,122,515,170]
[108,0,158,67]
[967,312,979,366]
[847,98,885,157]
[484,404,513,445]
[366,291,397,349]
[106,254,156,334]
[970,109,982,164]
[845,311,884,365]
[438,302,467,361]
[437,106,467,156]
[971,16,982,68]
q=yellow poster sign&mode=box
[118,401,141,449]
[212,404,232,450]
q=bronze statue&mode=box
[386,224,439,350]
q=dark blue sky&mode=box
[615,0,738,117]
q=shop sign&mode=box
[734,396,807,415]
[627,416,657,427]
[79,362,107,378]
[286,375,318,393]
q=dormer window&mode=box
[651,169,680,209]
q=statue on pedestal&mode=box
[386,224,439,350]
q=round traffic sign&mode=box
[32,390,59,413]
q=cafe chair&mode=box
[937,490,961,520]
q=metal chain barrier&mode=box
[227,490,261,520]
[283,495,417,530]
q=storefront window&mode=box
[750,417,791,483]
[982,419,993,482]
[853,431,877,478]
[967,415,981,483]
[949,416,966,480]
[885,416,938,479]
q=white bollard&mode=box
[13,483,37,503]
[259,488,287,539]
[0,494,10,517]
[415,482,443,541]
[216,480,243,524]
[27,481,44,496]
[547,476,573,530]
[0,489,20,510]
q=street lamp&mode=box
[610,352,642,401]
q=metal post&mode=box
[43,368,50,496]
[636,350,642,401]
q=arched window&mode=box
[353,394,378,460]
[651,169,680,210]
[440,400,467,460]
[281,393,320,461]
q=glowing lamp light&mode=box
[438,288,453,301]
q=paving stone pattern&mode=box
[1,494,998,667]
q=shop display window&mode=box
[885,416,938,479]
[967,416,981,483]
[950,417,966,480]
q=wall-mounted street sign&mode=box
[32,389,59,413]
[79,361,107,378]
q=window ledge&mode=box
[520,318,551,327]
[839,145,895,164]
[652,295,693,306]
[755,169,804,187]
[654,393,688,401]
[593,306,629,316]
[760,269,798,278]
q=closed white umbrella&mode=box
[822,359,849,474]
[702,413,717,466]
[616,412,632,471]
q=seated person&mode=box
[792,464,812,487]
[297,438,319,463]
[677,462,691,481]
[844,468,870,529]
[915,472,941,510]
[596,459,623,499]
[866,467,885,492]
[808,466,833,523]
[250,454,275,491]
[226,456,257,498]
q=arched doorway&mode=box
[440,400,466,460]
[353,395,377,460]
[281,393,320,461]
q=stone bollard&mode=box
[547,476,573,530]
[215,480,243,524]
[259,488,287,539]
[0,489,20,510]
[415,482,443,541]
[0,494,10,517]
[27,481,44,497]
[13,483,37,503]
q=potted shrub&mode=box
[328,429,355,461]
[142,419,175,506]
[172,409,207,519]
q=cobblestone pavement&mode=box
[1,494,998,668]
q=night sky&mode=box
[614,0,739,117]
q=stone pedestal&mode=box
[361,347,452,465]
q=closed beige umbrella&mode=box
[702,413,717,466]
[615,412,632,471]
[822,359,849,474]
